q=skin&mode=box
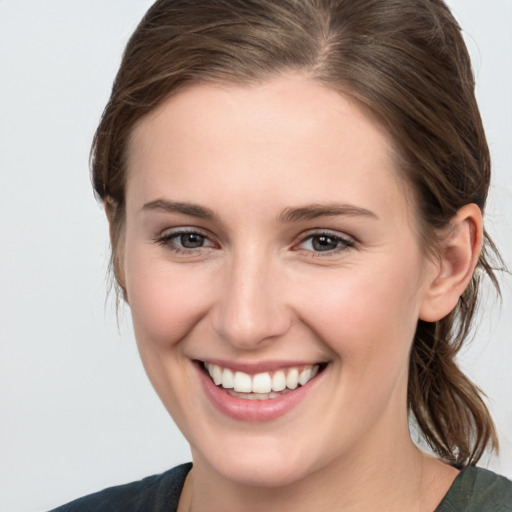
[116,74,482,511]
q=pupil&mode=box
[312,235,337,251]
[180,233,204,248]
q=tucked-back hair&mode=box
[92,0,502,465]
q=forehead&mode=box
[129,75,392,160]
[126,74,412,223]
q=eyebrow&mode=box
[278,203,379,223]
[142,199,217,220]
[141,199,378,223]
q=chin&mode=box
[192,432,327,489]
[213,456,312,488]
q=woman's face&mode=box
[122,75,437,487]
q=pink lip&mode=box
[195,361,324,422]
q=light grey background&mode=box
[0,1,510,511]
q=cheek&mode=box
[124,248,211,349]
[296,259,423,369]
[123,248,211,427]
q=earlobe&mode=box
[419,204,483,322]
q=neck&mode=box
[181,425,458,512]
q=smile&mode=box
[196,360,328,422]
[202,362,322,400]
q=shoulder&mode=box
[436,466,512,512]
[48,463,192,512]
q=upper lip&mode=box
[196,358,328,374]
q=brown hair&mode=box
[91,0,502,465]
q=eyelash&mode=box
[294,231,355,256]
[154,229,215,254]
[154,229,355,256]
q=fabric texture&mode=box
[435,466,512,511]
[48,463,192,512]
[48,463,511,511]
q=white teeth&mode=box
[228,390,286,400]
[271,370,286,392]
[212,365,222,385]
[222,368,234,389]
[234,371,252,393]
[205,363,321,396]
[298,367,312,386]
[286,368,299,390]
[252,372,272,394]
[207,364,223,385]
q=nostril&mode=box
[212,311,294,349]
[212,268,293,348]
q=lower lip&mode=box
[196,363,323,422]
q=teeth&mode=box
[286,368,299,390]
[234,371,252,393]
[228,390,287,400]
[271,370,286,392]
[299,367,312,386]
[213,365,223,385]
[222,368,234,389]
[205,363,320,395]
[252,372,272,394]
[207,364,223,385]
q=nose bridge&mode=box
[213,244,290,348]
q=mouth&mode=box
[199,361,327,401]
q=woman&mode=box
[50,0,511,510]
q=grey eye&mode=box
[179,233,206,248]
[311,235,341,251]
[296,232,354,253]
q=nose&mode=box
[212,249,292,350]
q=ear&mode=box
[419,204,483,322]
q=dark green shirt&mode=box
[435,466,512,511]
[49,463,512,511]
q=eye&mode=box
[155,229,215,253]
[176,232,207,249]
[296,231,354,254]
